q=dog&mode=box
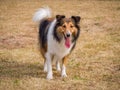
[33,7,81,79]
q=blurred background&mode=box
[0,0,120,90]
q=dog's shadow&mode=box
[0,59,46,79]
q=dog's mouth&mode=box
[63,33,71,48]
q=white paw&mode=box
[56,67,61,71]
[61,73,67,78]
[46,73,53,80]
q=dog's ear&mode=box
[56,15,65,21]
[71,16,81,24]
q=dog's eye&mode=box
[63,25,66,28]
[70,25,73,28]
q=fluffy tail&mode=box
[33,7,52,22]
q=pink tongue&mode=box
[65,38,71,48]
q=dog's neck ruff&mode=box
[50,19,71,48]
[47,19,74,57]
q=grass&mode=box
[0,0,120,90]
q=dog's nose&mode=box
[66,33,70,37]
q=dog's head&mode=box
[54,15,81,48]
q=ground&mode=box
[0,0,120,90]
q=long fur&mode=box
[33,7,80,79]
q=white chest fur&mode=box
[47,19,74,59]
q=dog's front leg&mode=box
[45,53,53,80]
[61,55,69,77]
[43,59,47,72]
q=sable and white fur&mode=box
[33,7,81,79]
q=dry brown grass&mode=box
[0,0,120,90]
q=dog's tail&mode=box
[33,7,51,22]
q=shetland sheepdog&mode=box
[33,7,81,79]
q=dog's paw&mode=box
[61,73,67,78]
[56,67,61,72]
[46,73,53,80]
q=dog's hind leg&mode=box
[56,60,61,71]
[53,56,61,71]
